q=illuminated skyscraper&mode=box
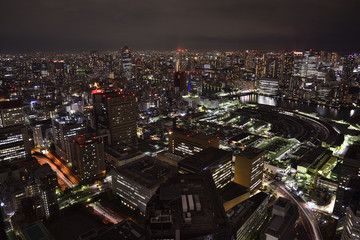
[68,135,105,180]
[52,116,87,160]
[93,91,137,146]
[0,100,30,163]
[0,125,30,162]
[234,147,265,193]
[121,46,133,80]
[0,100,25,127]
[280,51,294,90]
[168,128,219,158]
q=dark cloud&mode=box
[0,0,359,52]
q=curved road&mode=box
[34,155,75,188]
[271,181,322,240]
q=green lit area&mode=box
[257,137,297,160]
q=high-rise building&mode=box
[121,46,133,80]
[52,116,87,160]
[187,72,203,93]
[258,78,279,96]
[168,128,219,158]
[280,51,294,91]
[174,71,186,94]
[26,164,59,220]
[234,147,265,193]
[93,91,137,147]
[341,55,356,103]
[262,197,299,240]
[0,100,25,128]
[145,171,232,240]
[227,192,269,240]
[111,156,177,212]
[68,135,105,180]
[334,145,360,218]
[178,147,233,190]
[341,181,360,240]
[0,125,31,163]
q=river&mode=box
[238,94,360,121]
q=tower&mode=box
[121,46,133,80]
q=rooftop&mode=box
[179,147,232,172]
[227,192,269,230]
[219,182,249,202]
[345,145,360,160]
[84,220,145,240]
[0,99,22,109]
[112,156,177,189]
[22,221,52,240]
[236,147,264,159]
[145,171,231,239]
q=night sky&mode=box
[1,0,359,52]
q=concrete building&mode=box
[227,192,269,240]
[341,188,360,240]
[67,135,105,180]
[111,156,177,212]
[0,100,25,128]
[145,171,232,240]
[262,197,299,240]
[334,145,360,218]
[52,116,87,161]
[93,91,137,147]
[234,147,265,193]
[121,46,133,80]
[168,128,219,158]
[179,147,233,190]
[258,78,279,96]
[0,125,31,163]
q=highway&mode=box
[35,155,75,188]
[44,151,80,185]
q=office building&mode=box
[0,125,31,162]
[179,147,233,190]
[168,128,219,158]
[227,192,269,240]
[29,164,59,220]
[0,100,25,127]
[111,156,177,212]
[121,46,133,80]
[258,78,279,96]
[145,171,232,240]
[219,182,250,211]
[341,182,360,240]
[334,145,360,218]
[52,116,87,160]
[234,147,265,193]
[174,71,186,93]
[68,135,105,180]
[262,197,299,240]
[93,91,137,147]
[280,51,294,90]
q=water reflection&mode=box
[240,94,359,120]
[257,95,276,106]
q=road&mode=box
[35,155,75,188]
[44,151,80,185]
[270,181,323,240]
[88,202,123,224]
